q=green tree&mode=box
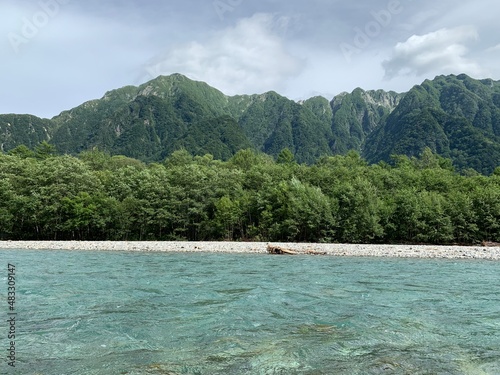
[258,178,335,242]
[7,145,35,159]
[79,149,112,171]
[60,192,115,240]
[0,179,14,238]
[214,196,243,240]
[34,141,57,159]
[164,148,193,168]
[31,155,103,239]
[389,189,454,244]
[276,148,295,165]
[445,191,478,244]
[472,184,500,241]
[414,191,454,243]
[334,178,385,243]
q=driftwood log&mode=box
[266,245,327,255]
[267,245,298,255]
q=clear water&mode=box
[1,249,500,375]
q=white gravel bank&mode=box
[1,241,500,260]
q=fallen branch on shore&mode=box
[267,245,327,255]
[267,245,298,255]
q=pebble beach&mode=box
[1,241,500,260]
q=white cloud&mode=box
[142,13,304,95]
[382,26,482,79]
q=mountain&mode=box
[45,74,333,163]
[1,73,500,173]
[0,114,52,152]
[364,74,500,174]
[229,92,334,163]
[327,88,402,154]
[50,74,234,160]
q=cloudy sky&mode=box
[2,0,499,118]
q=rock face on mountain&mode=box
[1,73,500,173]
[328,88,403,154]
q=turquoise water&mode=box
[1,250,500,374]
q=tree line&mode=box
[0,144,499,244]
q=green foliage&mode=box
[258,178,335,242]
[276,148,296,165]
[0,148,498,243]
[34,141,57,159]
[0,179,14,238]
[334,177,385,243]
[214,196,244,240]
[229,149,271,171]
[472,183,500,241]
[7,145,35,159]
[164,149,193,167]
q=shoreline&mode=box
[1,241,500,260]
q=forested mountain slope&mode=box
[0,114,52,152]
[364,74,500,174]
[1,73,500,173]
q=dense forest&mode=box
[1,144,499,244]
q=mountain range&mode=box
[1,73,500,174]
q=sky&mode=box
[2,0,500,119]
